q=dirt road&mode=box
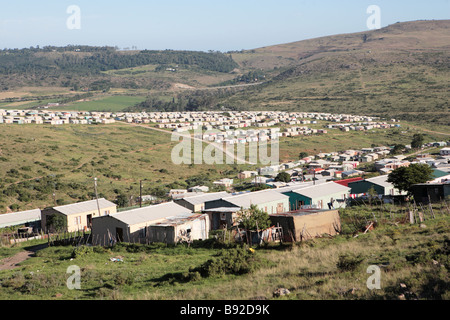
[0,243,48,271]
[125,122,256,165]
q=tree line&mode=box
[0,46,239,76]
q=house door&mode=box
[276,203,284,213]
[116,227,124,242]
[86,215,92,229]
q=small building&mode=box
[174,191,229,212]
[148,213,210,244]
[270,208,341,242]
[41,199,117,233]
[188,185,210,193]
[281,182,351,210]
[440,148,450,156]
[203,207,242,230]
[207,189,290,215]
[91,202,204,245]
[0,209,41,231]
[348,175,406,197]
[169,189,188,198]
[237,171,258,179]
[410,183,450,204]
[213,178,234,188]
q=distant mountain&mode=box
[222,20,450,124]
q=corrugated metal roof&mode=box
[222,189,289,208]
[0,209,41,228]
[106,201,192,226]
[292,182,350,198]
[272,180,328,193]
[365,175,393,188]
[53,198,116,216]
[176,191,229,205]
[270,208,334,217]
[202,207,241,213]
[152,213,206,227]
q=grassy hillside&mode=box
[222,20,450,124]
[0,121,446,213]
[0,205,448,300]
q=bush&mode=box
[72,245,94,258]
[336,253,365,272]
[189,246,265,278]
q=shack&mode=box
[41,199,117,233]
[0,209,41,231]
[203,207,242,230]
[148,213,210,244]
[269,208,341,242]
[91,201,207,245]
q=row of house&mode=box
[3,164,448,245]
[0,110,116,125]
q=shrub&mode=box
[336,253,365,272]
[189,246,265,278]
[72,245,94,258]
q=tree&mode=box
[411,134,424,149]
[367,186,378,206]
[237,205,271,231]
[115,193,129,208]
[46,214,67,232]
[390,144,405,155]
[275,172,291,183]
[387,163,434,195]
[299,152,309,159]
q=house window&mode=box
[104,210,110,216]
[74,216,81,225]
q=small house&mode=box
[411,183,450,204]
[348,175,406,197]
[174,191,229,212]
[281,182,351,210]
[207,189,290,215]
[91,202,207,245]
[0,209,41,231]
[270,208,341,242]
[41,199,117,233]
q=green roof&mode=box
[432,169,448,179]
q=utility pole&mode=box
[140,180,143,208]
[94,177,101,216]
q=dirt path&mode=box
[0,243,48,271]
[124,122,256,165]
[406,125,450,137]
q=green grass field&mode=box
[0,205,448,300]
[0,121,446,213]
[57,95,147,112]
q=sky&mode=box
[0,0,449,51]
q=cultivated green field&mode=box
[57,95,148,112]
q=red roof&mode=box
[334,177,363,187]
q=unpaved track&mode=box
[124,122,256,165]
[0,243,48,271]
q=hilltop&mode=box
[222,20,450,124]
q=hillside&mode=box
[221,20,450,124]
